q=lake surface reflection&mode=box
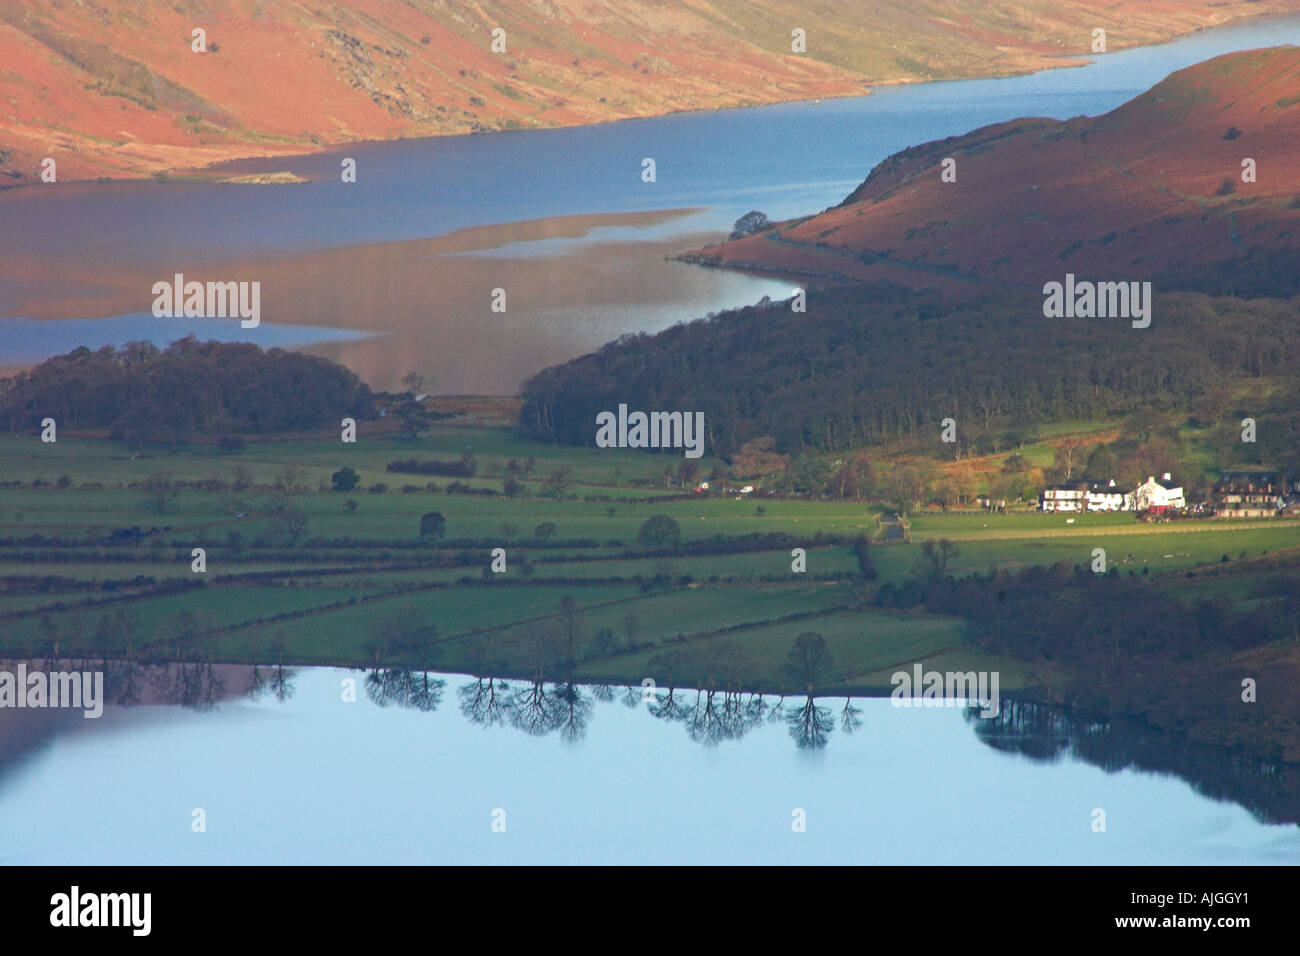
[9,15,1300,391]
[1,661,1295,864]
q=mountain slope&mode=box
[3,0,1300,183]
[684,46,1300,297]
[522,50,1300,459]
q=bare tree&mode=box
[919,537,960,579]
[787,697,834,749]
[143,469,178,513]
[509,680,564,736]
[554,681,593,743]
[1053,437,1085,480]
[273,464,308,503]
[840,698,862,734]
[459,677,513,726]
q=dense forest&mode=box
[0,338,375,444]
[519,287,1300,461]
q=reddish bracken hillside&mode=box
[2,0,1299,183]
[683,46,1300,297]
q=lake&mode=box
[0,663,1295,864]
[6,17,1300,391]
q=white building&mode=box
[1132,473,1184,513]
[1085,479,1133,512]
[1041,483,1087,512]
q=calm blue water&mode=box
[6,18,1300,264]
[1,667,1294,865]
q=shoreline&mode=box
[0,208,769,393]
[2,9,1295,194]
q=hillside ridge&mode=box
[3,0,1300,183]
[683,46,1300,297]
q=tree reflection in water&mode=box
[839,698,863,735]
[32,657,1293,825]
[648,685,689,724]
[786,697,835,750]
[509,679,565,737]
[364,668,444,712]
[147,659,227,712]
[267,661,295,704]
[459,677,512,727]
[553,681,593,743]
[967,698,1300,826]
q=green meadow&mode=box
[1,427,1295,693]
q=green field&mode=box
[1,428,1295,694]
